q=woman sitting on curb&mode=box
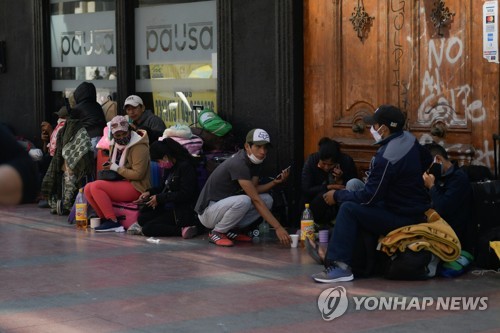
[127,138,199,238]
[85,115,150,232]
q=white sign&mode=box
[134,1,216,64]
[51,11,116,67]
[483,1,499,63]
[318,287,489,321]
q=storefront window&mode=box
[135,0,217,127]
[50,0,116,104]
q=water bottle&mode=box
[259,221,270,240]
[300,203,314,247]
[75,188,88,230]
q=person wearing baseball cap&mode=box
[123,94,166,143]
[311,104,433,283]
[195,128,291,247]
[363,104,406,142]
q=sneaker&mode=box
[208,231,234,247]
[311,263,354,283]
[182,226,198,239]
[226,230,252,242]
[126,222,143,235]
[94,219,122,232]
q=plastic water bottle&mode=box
[300,203,314,247]
[259,221,270,240]
[75,188,88,230]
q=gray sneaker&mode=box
[127,222,143,235]
[312,263,354,283]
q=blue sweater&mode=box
[334,131,432,218]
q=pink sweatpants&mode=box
[84,180,141,221]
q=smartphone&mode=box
[427,163,441,179]
[276,165,291,179]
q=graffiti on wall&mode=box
[391,0,409,110]
[418,37,487,125]
[419,134,496,168]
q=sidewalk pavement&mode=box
[0,204,498,333]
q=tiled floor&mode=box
[0,204,498,333]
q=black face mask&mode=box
[114,133,131,146]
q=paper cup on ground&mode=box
[90,218,101,229]
[318,229,329,243]
[290,234,299,248]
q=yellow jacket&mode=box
[379,209,461,262]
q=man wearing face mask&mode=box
[195,128,292,247]
[422,143,472,250]
[312,105,432,283]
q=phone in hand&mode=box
[427,162,442,179]
[276,165,291,179]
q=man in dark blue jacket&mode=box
[312,105,432,283]
[422,142,472,250]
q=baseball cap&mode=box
[54,106,69,118]
[109,115,130,134]
[363,105,405,131]
[246,128,271,146]
[123,95,143,109]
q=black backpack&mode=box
[384,250,434,280]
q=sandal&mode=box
[305,237,324,265]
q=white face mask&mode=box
[248,153,265,164]
[370,125,383,142]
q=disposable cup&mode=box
[290,234,299,248]
[318,229,329,243]
[90,217,101,229]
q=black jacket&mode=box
[71,82,106,138]
[148,159,199,226]
[301,151,358,201]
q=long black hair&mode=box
[149,138,193,163]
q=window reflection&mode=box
[135,1,217,127]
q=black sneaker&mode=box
[94,219,121,232]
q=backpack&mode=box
[197,109,232,137]
[384,250,434,280]
[101,97,118,122]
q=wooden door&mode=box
[304,0,499,175]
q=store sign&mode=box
[483,1,499,63]
[135,1,216,64]
[51,12,116,67]
[145,23,214,60]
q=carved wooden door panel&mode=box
[304,0,499,174]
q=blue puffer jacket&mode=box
[334,131,432,218]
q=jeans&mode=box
[198,194,273,233]
[326,201,425,266]
[91,136,101,159]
